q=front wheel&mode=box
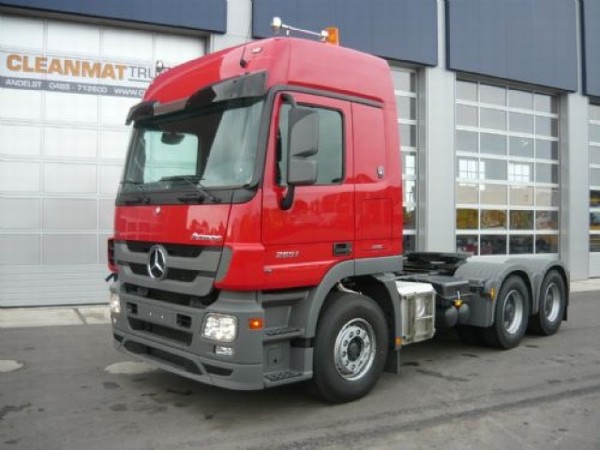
[482,276,530,349]
[311,292,388,403]
[528,270,566,336]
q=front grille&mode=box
[116,240,222,307]
[128,263,199,282]
[126,241,205,258]
[129,317,193,346]
[124,283,217,308]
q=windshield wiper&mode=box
[160,175,221,204]
[120,179,150,205]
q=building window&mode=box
[455,80,559,256]
[590,103,600,254]
[392,68,418,252]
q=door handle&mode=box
[333,242,352,256]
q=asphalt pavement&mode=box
[1,280,599,449]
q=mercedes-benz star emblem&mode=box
[147,246,168,280]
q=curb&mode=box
[0,306,110,329]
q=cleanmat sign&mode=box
[0,50,154,98]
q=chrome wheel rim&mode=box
[503,289,524,335]
[334,318,376,381]
[543,283,561,323]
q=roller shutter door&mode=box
[0,13,205,306]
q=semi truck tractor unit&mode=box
[109,27,569,403]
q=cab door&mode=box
[261,92,355,289]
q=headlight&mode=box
[109,292,121,315]
[202,314,238,342]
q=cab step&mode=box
[264,326,303,342]
[264,370,310,387]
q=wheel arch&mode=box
[290,257,402,341]
[454,258,567,325]
[504,258,569,317]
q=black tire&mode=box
[456,325,484,346]
[482,276,530,349]
[311,291,388,403]
[528,270,566,336]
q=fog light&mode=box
[109,292,121,315]
[202,314,238,342]
[215,346,234,357]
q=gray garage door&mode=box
[0,13,204,306]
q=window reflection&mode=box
[480,184,506,205]
[536,163,559,183]
[481,158,506,181]
[396,97,416,120]
[457,209,479,229]
[403,153,416,177]
[481,108,506,131]
[481,210,506,229]
[457,131,478,153]
[400,124,416,148]
[508,162,532,182]
[481,133,506,155]
[457,80,477,102]
[536,235,558,253]
[509,112,534,134]
[403,234,416,252]
[590,190,600,207]
[591,213,600,231]
[509,137,534,158]
[536,211,559,230]
[590,235,600,252]
[510,210,534,229]
[536,140,558,159]
[510,235,533,254]
[457,105,478,127]
[456,182,478,204]
[480,84,506,105]
[481,235,506,254]
[510,185,534,206]
[509,90,533,109]
[404,206,416,229]
[458,158,481,180]
[457,235,478,254]
[536,187,559,206]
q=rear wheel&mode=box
[528,270,566,336]
[311,292,388,403]
[482,276,530,349]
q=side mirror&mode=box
[287,108,319,185]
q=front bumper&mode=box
[110,284,268,390]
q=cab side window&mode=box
[277,103,343,185]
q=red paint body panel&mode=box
[115,204,230,245]
[144,38,394,107]
[260,92,355,289]
[116,37,404,292]
[352,102,403,258]
[216,194,266,290]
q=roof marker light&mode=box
[324,27,340,45]
[271,17,330,42]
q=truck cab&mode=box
[110,36,569,403]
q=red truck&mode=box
[108,30,569,403]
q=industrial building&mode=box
[0,0,598,306]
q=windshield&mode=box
[122,98,264,192]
